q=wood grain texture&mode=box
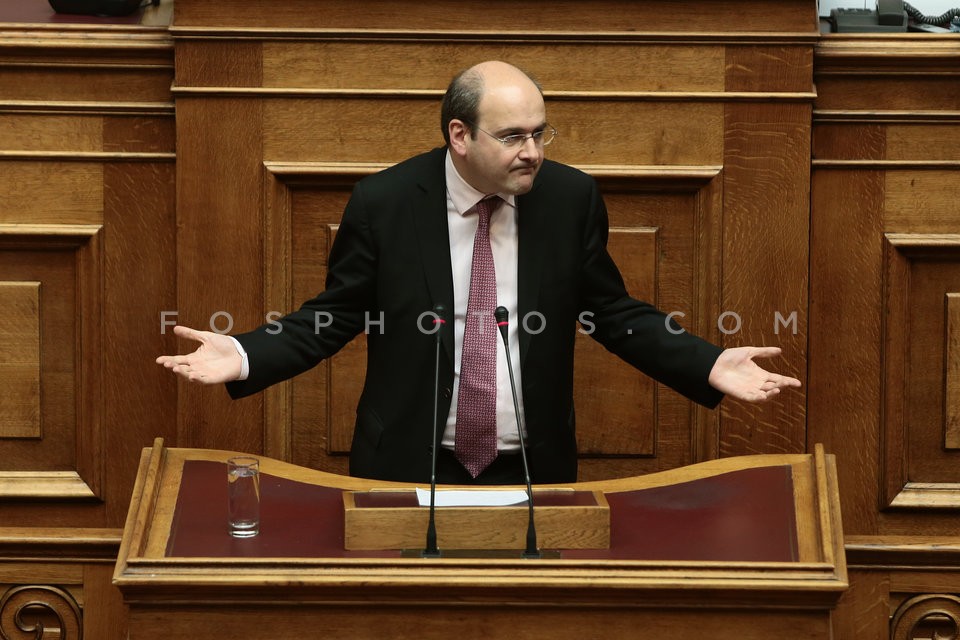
[174,0,817,33]
[115,443,844,640]
[16,4,960,638]
[947,294,960,450]
[174,97,265,455]
[0,282,40,438]
[718,101,810,458]
[808,168,884,535]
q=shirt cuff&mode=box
[228,336,249,381]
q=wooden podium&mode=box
[113,440,847,639]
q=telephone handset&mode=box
[830,1,907,32]
[877,0,907,26]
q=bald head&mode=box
[440,61,543,144]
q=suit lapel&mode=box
[411,152,455,365]
[516,183,546,369]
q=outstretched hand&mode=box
[708,346,801,403]
[156,325,242,385]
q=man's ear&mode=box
[448,119,470,156]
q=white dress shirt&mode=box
[442,151,526,451]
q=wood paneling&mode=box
[814,31,960,637]
[171,2,815,481]
[0,225,102,499]
[258,41,728,93]
[947,294,960,449]
[0,10,175,639]
[6,1,960,637]
[173,0,818,33]
[0,282,40,439]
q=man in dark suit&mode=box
[158,60,800,485]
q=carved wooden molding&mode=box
[0,584,82,640]
[0,527,121,561]
[846,535,960,568]
[0,224,104,501]
[171,25,820,43]
[172,86,816,103]
[0,101,174,116]
[0,151,175,162]
[891,594,960,640]
[816,37,960,74]
[813,110,960,125]
[882,233,960,509]
[947,293,960,449]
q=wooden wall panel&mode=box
[173,0,817,33]
[719,101,810,457]
[173,97,264,455]
[814,36,960,535]
[814,33,960,639]
[258,41,727,93]
[30,1,960,637]
[262,98,727,166]
[0,7,174,638]
[0,282,40,439]
[0,226,102,500]
[172,1,815,480]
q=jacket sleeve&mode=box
[226,181,377,399]
[576,176,724,408]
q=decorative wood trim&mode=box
[170,26,820,44]
[0,151,175,162]
[0,584,81,640]
[816,36,960,72]
[891,594,960,640]
[846,535,960,568]
[882,234,911,510]
[890,483,960,510]
[0,26,172,54]
[264,161,722,185]
[262,169,293,462]
[0,527,121,561]
[813,160,960,169]
[0,472,95,500]
[947,293,960,449]
[0,224,104,501]
[172,86,817,102]
[814,110,960,124]
[0,101,174,116]
[882,234,960,509]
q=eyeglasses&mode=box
[466,122,557,149]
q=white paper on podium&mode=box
[415,488,529,507]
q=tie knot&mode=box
[474,197,498,219]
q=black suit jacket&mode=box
[227,147,723,483]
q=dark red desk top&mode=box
[166,460,798,562]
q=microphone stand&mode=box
[422,304,446,558]
[495,306,540,559]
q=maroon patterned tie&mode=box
[455,197,499,478]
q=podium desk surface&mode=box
[165,460,797,562]
[114,440,847,615]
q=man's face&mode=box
[452,81,547,196]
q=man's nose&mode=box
[517,135,540,158]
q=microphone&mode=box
[494,305,540,559]
[422,304,446,558]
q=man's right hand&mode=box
[156,325,243,385]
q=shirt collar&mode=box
[445,150,516,217]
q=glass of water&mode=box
[226,456,260,538]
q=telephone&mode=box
[49,0,159,17]
[830,1,907,32]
